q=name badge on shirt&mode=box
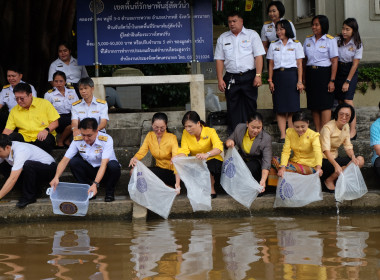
[319,45,326,48]
[224,43,231,46]
[79,111,85,114]
[287,48,295,51]
[91,110,99,114]
[349,46,355,52]
[242,40,250,43]
[306,44,311,47]
[54,98,61,102]
[68,95,74,100]
[274,48,280,51]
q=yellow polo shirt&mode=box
[280,128,323,167]
[134,131,178,171]
[178,126,224,161]
[242,129,255,154]
[6,97,60,142]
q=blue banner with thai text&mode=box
[76,0,213,65]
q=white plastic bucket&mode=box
[46,182,93,216]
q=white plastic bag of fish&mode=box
[128,160,177,219]
[221,147,263,208]
[274,171,323,208]
[173,156,212,212]
[335,163,368,203]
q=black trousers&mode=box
[69,154,121,197]
[9,132,56,154]
[245,158,262,182]
[0,160,57,201]
[374,157,380,178]
[224,69,257,133]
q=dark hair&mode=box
[79,118,98,131]
[78,77,94,88]
[333,103,355,123]
[267,1,285,18]
[13,83,32,95]
[292,111,309,123]
[247,112,263,124]
[0,134,12,149]
[52,71,67,82]
[338,18,362,49]
[312,15,329,35]
[227,11,243,19]
[7,66,23,74]
[182,111,207,126]
[275,20,294,39]
[152,112,170,132]
[58,42,72,52]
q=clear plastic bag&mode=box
[274,171,323,208]
[173,156,212,212]
[205,87,221,112]
[221,147,263,208]
[128,160,177,219]
[335,163,368,203]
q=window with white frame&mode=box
[295,0,315,23]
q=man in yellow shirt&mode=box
[2,83,60,153]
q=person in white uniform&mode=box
[48,42,89,97]
[45,71,79,148]
[50,118,120,202]
[0,135,57,208]
[303,15,338,132]
[215,12,265,133]
[261,1,296,53]
[71,77,108,137]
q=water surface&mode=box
[0,214,380,279]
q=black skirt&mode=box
[272,68,300,113]
[335,62,358,101]
[305,66,334,110]
[149,166,176,187]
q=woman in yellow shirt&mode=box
[176,111,224,198]
[269,111,323,185]
[129,112,180,193]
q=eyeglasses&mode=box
[15,96,28,101]
[338,112,351,119]
[153,126,166,132]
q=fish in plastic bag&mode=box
[274,171,323,208]
[221,147,263,208]
[128,160,177,219]
[335,163,368,203]
[173,156,212,212]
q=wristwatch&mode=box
[330,79,335,83]
[93,181,100,188]
[256,73,262,77]
[45,127,50,133]
[206,152,211,157]
[345,79,351,84]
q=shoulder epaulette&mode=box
[96,98,106,104]
[306,34,313,38]
[264,20,271,24]
[271,39,278,43]
[294,39,300,43]
[326,34,334,39]
[98,135,108,141]
[74,136,83,141]
[3,84,10,89]
[288,19,292,22]
[66,85,75,89]
[47,88,54,93]
[72,100,82,106]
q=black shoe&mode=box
[278,138,285,144]
[89,195,97,200]
[16,198,36,209]
[211,193,217,199]
[350,133,357,141]
[105,196,115,202]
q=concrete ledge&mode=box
[1,191,379,223]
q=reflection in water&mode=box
[0,215,379,279]
[223,226,261,280]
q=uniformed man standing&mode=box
[71,77,108,137]
[215,12,266,133]
[2,83,60,153]
[0,135,57,208]
[50,118,120,202]
[0,67,37,132]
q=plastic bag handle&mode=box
[46,187,52,195]
[88,192,94,199]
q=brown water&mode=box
[0,214,380,279]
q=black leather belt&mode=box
[307,65,330,69]
[226,69,254,76]
[274,67,297,72]
[339,62,352,66]
[66,82,78,87]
